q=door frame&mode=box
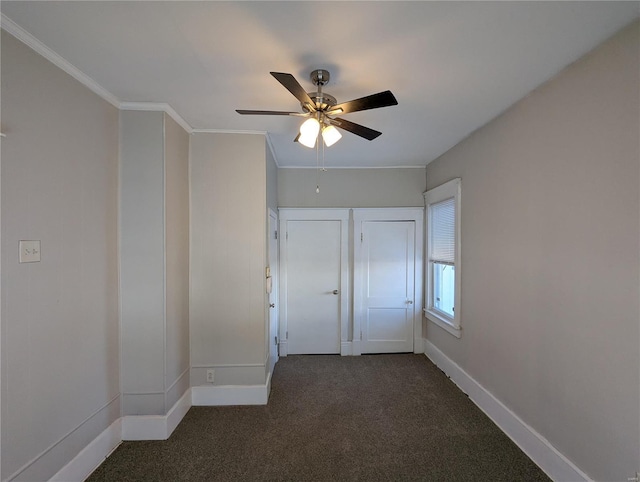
[353,208,424,355]
[267,208,279,373]
[278,208,350,356]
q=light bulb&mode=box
[298,133,317,148]
[321,125,342,147]
[298,118,320,148]
[300,118,320,137]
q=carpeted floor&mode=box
[87,354,551,481]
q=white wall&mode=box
[278,168,426,208]
[120,111,190,415]
[1,31,120,480]
[425,21,639,482]
[190,133,268,386]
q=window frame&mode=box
[424,178,461,338]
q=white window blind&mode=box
[430,197,455,264]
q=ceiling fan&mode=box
[236,69,397,148]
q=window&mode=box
[424,178,461,337]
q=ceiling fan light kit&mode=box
[299,118,321,148]
[321,125,342,147]
[236,69,398,148]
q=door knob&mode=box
[332,290,339,295]
[269,303,275,308]
[407,300,413,304]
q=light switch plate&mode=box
[19,240,41,263]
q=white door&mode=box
[354,209,423,354]
[279,209,349,355]
[267,209,279,364]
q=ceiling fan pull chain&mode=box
[322,137,327,172]
[316,135,320,194]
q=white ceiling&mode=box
[2,1,638,168]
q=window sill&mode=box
[424,309,461,338]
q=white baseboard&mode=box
[191,381,269,406]
[166,387,193,437]
[7,396,120,482]
[423,339,591,482]
[267,356,276,396]
[268,354,278,379]
[49,419,122,482]
[122,388,192,441]
[44,374,279,481]
[191,361,273,406]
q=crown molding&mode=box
[278,165,427,170]
[1,14,193,135]
[191,129,268,135]
[1,13,120,108]
[119,102,193,134]
[1,14,286,163]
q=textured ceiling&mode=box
[2,1,638,167]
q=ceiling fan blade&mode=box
[270,72,317,112]
[328,117,382,141]
[330,90,398,115]
[236,109,308,116]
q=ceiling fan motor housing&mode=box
[303,92,337,113]
[310,69,330,86]
[302,69,337,113]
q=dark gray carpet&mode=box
[87,355,551,481]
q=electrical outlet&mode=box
[206,369,215,383]
[19,240,41,263]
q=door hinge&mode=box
[360,330,363,340]
[275,336,278,345]
[361,233,363,242]
[286,232,289,240]
[286,331,289,340]
[275,230,278,240]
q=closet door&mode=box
[354,208,424,354]
[279,209,349,355]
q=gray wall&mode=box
[278,168,426,208]
[120,111,190,415]
[164,115,191,409]
[279,166,426,351]
[266,142,278,214]
[1,31,120,480]
[425,21,639,482]
[120,111,166,415]
[190,133,268,386]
